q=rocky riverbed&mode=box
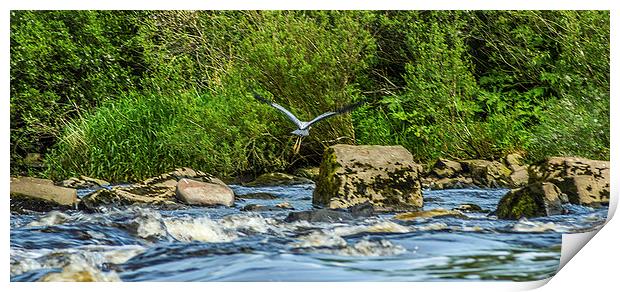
[9,145,610,282]
[10,183,607,281]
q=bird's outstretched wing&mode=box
[254,92,304,129]
[306,101,364,128]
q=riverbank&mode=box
[10,144,610,282]
[11,146,609,219]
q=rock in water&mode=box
[461,159,512,188]
[241,203,292,212]
[531,156,609,180]
[313,144,423,211]
[529,156,609,206]
[284,202,376,223]
[504,153,529,187]
[429,176,474,190]
[79,187,177,211]
[294,167,321,181]
[394,209,466,220]
[495,182,564,220]
[284,209,354,223]
[79,167,228,211]
[59,175,110,189]
[10,177,78,212]
[431,158,463,178]
[553,175,609,206]
[176,178,234,207]
[236,192,279,200]
[452,203,486,213]
[245,172,314,186]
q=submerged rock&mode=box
[284,209,355,223]
[236,192,279,200]
[394,209,466,220]
[452,203,487,213]
[175,179,234,207]
[10,177,78,212]
[285,202,376,223]
[39,263,120,282]
[27,211,70,227]
[313,144,423,211]
[275,202,294,209]
[245,172,314,186]
[495,182,564,220]
[241,203,293,212]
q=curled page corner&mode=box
[607,143,618,223]
[559,229,601,271]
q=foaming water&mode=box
[10,185,607,282]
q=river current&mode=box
[10,184,608,281]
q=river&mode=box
[10,184,608,281]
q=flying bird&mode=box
[253,92,363,154]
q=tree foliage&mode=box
[10,10,609,180]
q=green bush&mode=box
[11,10,609,180]
[10,11,146,172]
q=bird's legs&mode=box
[293,136,302,154]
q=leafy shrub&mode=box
[10,11,146,172]
[11,10,609,180]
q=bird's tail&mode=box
[253,92,271,104]
[334,100,364,114]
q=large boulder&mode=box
[175,178,234,206]
[530,157,609,206]
[313,144,423,211]
[551,175,609,206]
[245,172,314,186]
[531,156,609,181]
[10,177,78,212]
[495,182,564,220]
[423,154,530,189]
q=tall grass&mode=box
[46,88,292,181]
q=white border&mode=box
[3,1,617,291]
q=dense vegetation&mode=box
[10,11,610,181]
